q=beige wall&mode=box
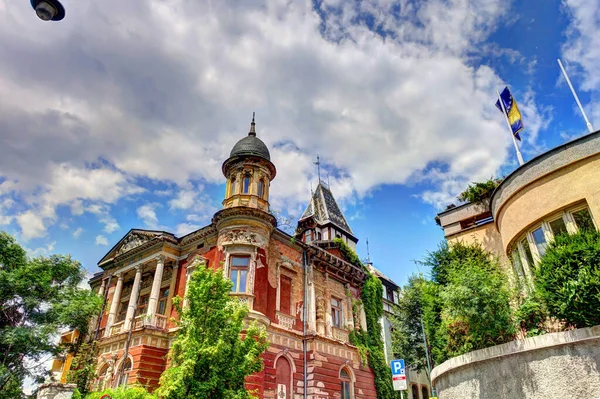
[447,223,510,271]
[495,153,600,253]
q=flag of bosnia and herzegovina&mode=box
[495,86,524,141]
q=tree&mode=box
[155,262,268,399]
[0,231,102,398]
[534,229,600,328]
[456,177,502,204]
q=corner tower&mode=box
[222,114,276,212]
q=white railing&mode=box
[332,327,350,343]
[276,312,295,330]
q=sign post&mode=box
[390,359,407,391]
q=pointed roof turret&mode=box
[299,181,354,237]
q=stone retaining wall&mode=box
[431,325,600,399]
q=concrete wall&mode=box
[36,383,76,399]
[431,325,600,399]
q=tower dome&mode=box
[229,134,270,161]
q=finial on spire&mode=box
[314,154,321,183]
[366,238,371,264]
[249,112,256,136]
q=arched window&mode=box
[243,176,251,194]
[119,357,132,386]
[421,385,429,399]
[230,178,237,196]
[411,384,419,399]
[275,356,292,399]
[340,368,352,399]
[257,179,265,199]
[97,363,109,390]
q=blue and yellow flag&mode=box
[495,87,524,141]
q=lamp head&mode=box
[30,0,65,21]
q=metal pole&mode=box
[420,317,435,397]
[557,59,594,133]
[497,90,525,166]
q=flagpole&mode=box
[497,90,525,166]
[557,59,594,134]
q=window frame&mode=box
[331,297,343,328]
[243,176,251,194]
[340,367,353,399]
[257,179,265,199]
[229,255,250,293]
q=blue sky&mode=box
[0,0,598,287]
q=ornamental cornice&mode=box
[212,207,277,230]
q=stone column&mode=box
[146,255,165,324]
[105,273,123,337]
[345,283,354,331]
[98,278,107,298]
[123,266,142,331]
[307,265,317,332]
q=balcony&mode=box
[106,314,168,337]
[332,327,350,343]
[276,311,295,330]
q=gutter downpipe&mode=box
[303,249,309,399]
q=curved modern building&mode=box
[436,131,600,286]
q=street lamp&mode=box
[30,0,65,21]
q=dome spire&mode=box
[249,112,256,137]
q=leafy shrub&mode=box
[514,296,548,337]
[85,387,157,399]
[535,229,600,328]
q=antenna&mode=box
[366,238,371,264]
[314,154,321,183]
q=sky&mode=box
[0,0,599,287]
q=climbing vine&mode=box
[333,238,363,268]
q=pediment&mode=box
[98,229,174,267]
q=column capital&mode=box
[114,272,124,281]
[134,264,143,272]
[154,254,166,263]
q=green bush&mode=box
[85,387,157,399]
[535,229,600,328]
[457,178,502,204]
[514,295,548,337]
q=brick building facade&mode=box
[88,117,379,399]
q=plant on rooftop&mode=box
[457,177,502,204]
[333,238,363,268]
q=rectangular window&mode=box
[531,227,547,257]
[137,295,149,315]
[386,287,394,302]
[341,381,351,399]
[117,302,127,322]
[243,177,250,194]
[549,217,568,237]
[331,297,342,328]
[572,208,595,232]
[305,231,312,243]
[280,276,292,315]
[520,237,534,267]
[511,249,525,277]
[157,288,169,315]
[230,256,250,293]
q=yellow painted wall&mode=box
[447,222,510,271]
[495,154,600,252]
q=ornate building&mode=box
[88,117,378,399]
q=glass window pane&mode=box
[243,177,250,194]
[573,208,595,232]
[340,369,349,378]
[230,270,238,292]
[258,180,264,198]
[231,256,249,267]
[511,250,524,277]
[231,179,236,195]
[549,217,567,237]
[520,237,534,266]
[239,270,247,292]
[532,227,547,257]
[158,300,166,315]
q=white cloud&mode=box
[0,0,545,231]
[73,227,84,238]
[175,223,201,237]
[95,235,109,246]
[137,203,160,229]
[17,211,46,240]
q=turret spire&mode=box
[249,112,256,137]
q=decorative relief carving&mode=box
[117,233,152,255]
[316,296,325,322]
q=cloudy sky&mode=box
[0,0,598,285]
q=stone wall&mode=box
[431,325,600,399]
[36,383,76,399]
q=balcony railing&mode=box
[105,314,168,337]
[110,321,124,336]
[332,327,350,343]
[276,311,295,330]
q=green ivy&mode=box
[350,272,397,399]
[333,238,364,269]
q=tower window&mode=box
[331,297,342,328]
[258,179,265,199]
[230,256,250,293]
[243,176,251,194]
[230,178,237,195]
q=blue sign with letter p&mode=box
[391,359,405,376]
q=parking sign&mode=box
[390,359,407,391]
